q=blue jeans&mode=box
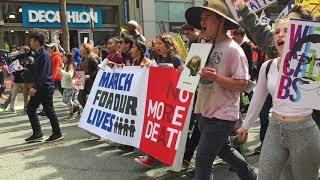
[195,116,256,180]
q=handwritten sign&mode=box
[275,19,320,110]
[226,0,277,22]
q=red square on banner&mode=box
[139,67,193,166]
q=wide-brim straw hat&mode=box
[185,0,239,30]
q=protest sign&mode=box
[8,60,23,73]
[225,0,276,22]
[295,0,320,16]
[177,43,212,92]
[275,2,293,22]
[79,67,148,147]
[275,19,320,110]
[79,67,194,170]
[140,68,193,166]
[72,71,85,90]
[173,34,188,62]
[260,9,271,24]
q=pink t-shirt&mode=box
[194,38,250,121]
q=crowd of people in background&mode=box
[0,0,320,179]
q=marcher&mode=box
[119,34,134,65]
[237,17,320,180]
[46,43,64,95]
[25,31,63,142]
[72,48,81,69]
[105,37,125,65]
[22,56,34,112]
[155,33,184,71]
[127,20,146,42]
[234,0,319,153]
[59,53,80,118]
[184,1,257,179]
[181,23,200,49]
[8,58,25,113]
[78,43,99,109]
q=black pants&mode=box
[259,94,272,143]
[78,90,88,108]
[184,119,201,162]
[27,88,61,135]
[54,80,64,96]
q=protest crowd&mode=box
[0,0,320,179]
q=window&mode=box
[3,3,23,23]
[101,6,117,24]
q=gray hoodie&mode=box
[238,5,278,59]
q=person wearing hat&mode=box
[127,20,146,42]
[45,42,64,96]
[185,1,257,180]
[181,23,200,49]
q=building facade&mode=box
[138,0,203,39]
[0,0,128,50]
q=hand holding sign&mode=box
[199,67,217,81]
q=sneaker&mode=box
[25,133,45,142]
[182,160,191,169]
[134,156,156,168]
[254,144,262,154]
[5,108,16,113]
[45,134,63,142]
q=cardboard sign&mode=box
[225,0,276,22]
[275,20,320,110]
[177,43,212,92]
[295,0,320,16]
[72,71,85,90]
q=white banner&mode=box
[79,67,149,147]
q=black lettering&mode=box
[105,93,114,109]
[125,96,137,115]
[93,90,102,105]
[113,94,121,111]
[98,91,109,107]
[119,95,127,113]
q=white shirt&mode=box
[242,58,313,130]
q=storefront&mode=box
[0,0,125,50]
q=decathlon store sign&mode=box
[22,5,102,28]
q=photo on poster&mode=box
[177,43,212,92]
[275,19,320,110]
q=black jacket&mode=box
[32,47,55,91]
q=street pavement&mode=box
[0,92,318,180]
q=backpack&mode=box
[265,59,274,79]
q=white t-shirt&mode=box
[242,58,313,130]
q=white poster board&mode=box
[177,43,212,92]
[275,19,320,110]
